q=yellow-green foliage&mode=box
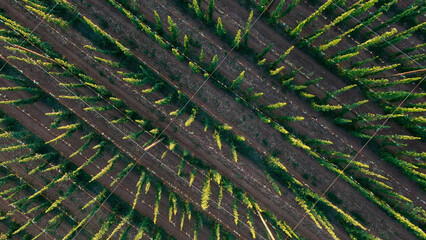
[219,124,232,131]
[63,205,100,240]
[180,210,186,230]
[185,108,197,127]
[400,150,426,159]
[235,135,246,142]
[169,109,179,116]
[376,134,421,141]
[142,82,162,93]
[267,155,287,172]
[258,113,271,123]
[212,170,222,185]
[168,192,178,221]
[319,38,342,51]
[201,172,211,210]
[213,130,222,150]
[189,0,202,18]
[8,56,54,69]
[289,136,312,151]
[330,52,359,63]
[356,28,398,51]
[295,196,323,229]
[273,123,289,135]
[172,48,184,61]
[25,5,68,29]
[106,213,131,240]
[92,215,115,240]
[233,199,239,225]
[82,189,107,210]
[270,66,285,76]
[343,64,400,78]
[230,70,245,89]
[267,102,287,110]
[167,16,179,41]
[94,56,120,67]
[231,143,238,162]
[257,58,266,65]
[189,168,196,187]
[155,94,172,105]
[233,29,242,48]
[312,102,343,112]
[184,34,190,54]
[153,184,162,223]
[246,211,256,238]
[266,173,281,196]
[394,107,426,113]
[90,154,120,183]
[308,8,356,42]
[155,34,168,49]
[290,0,334,36]
[218,184,224,208]
[81,16,130,55]
[216,17,226,36]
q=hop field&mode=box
[0,0,424,239]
